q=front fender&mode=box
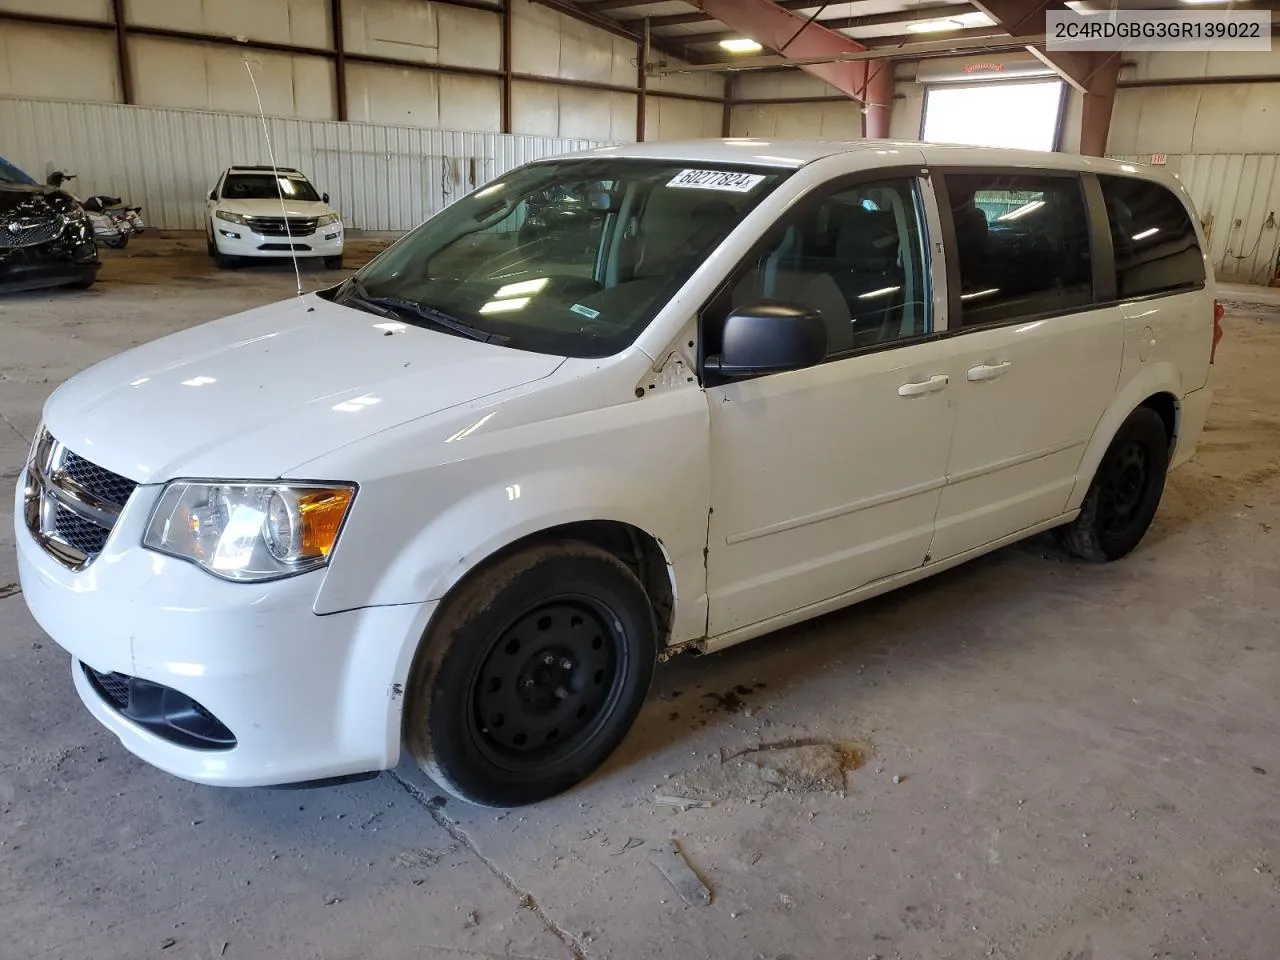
[313,387,711,647]
[1065,360,1183,511]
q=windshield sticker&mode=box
[667,169,766,193]
[570,303,601,320]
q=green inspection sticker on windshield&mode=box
[667,169,766,193]
[570,303,600,320]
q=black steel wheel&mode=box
[1059,406,1169,562]
[406,541,657,807]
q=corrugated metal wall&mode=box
[0,96,610,232]
[1112,153,1280,285]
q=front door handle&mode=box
[898,374,949,397]
[967,361,1012,382]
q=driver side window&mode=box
[726,177,932,358]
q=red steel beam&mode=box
[696,0,893,133]
[631,2,975,33]
[967,0,1090,89]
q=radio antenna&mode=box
[243,58,303,299]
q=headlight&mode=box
[142,481,356,582]
[62,206,87,224]
[316,212,341,227]
[215,210,249,225]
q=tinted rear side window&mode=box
[1098,175,1204,299]
[943,172,1093,327]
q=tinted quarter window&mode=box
[724,178,931,357]
[1098,175,1205,298]
[944,173,1092,327]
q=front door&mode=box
[703,174,955,637]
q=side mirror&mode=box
[208,190,216,201]
[322,192,330,204]
[587,189,620,213]
[705,302,827,378]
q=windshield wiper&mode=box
[336,281,507,345]
[363,295,508,345]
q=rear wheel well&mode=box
[448,521,675,645]
[1140,392,1177,450]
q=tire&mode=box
[324,255,344,270]
[65,275,96,291]
[406,540,657,807]
[104,235,129,249]
[206,232,216,257]
[1058,407,1169,562]
[213,251,239,270]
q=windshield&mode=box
[0,156,36,187]
[345,159,788,358]
[221,172,320,202]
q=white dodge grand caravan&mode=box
[17,140,1220,807]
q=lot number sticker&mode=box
[667,169,766,193]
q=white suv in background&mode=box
[206,166,344,269]
[18,141,1219,807]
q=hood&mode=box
[218,198,334,218]
[0,184,74,216]
[42,295,565,483]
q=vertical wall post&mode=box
[502,0,514,133]
[1079,53,1120,157]
[636,17,650,142]
[110,0,133,104]
[330,0,348,121]
[721,74,735,137]
[863,60,894,138]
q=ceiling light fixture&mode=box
[907,18,965,32]
[719,37,763,53]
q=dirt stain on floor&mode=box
[700,682,768,715]
[659,738,873,803]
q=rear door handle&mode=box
[897,374,949,397]
[967,361,1012,382]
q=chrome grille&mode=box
[244,216,318,237]
[61,449,136,508]
[0,216,65,249]
[22,429,137,571]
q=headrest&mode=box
[836,207,899,266]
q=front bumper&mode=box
[0,230,99,293]
[15,476,433,787]
[213,222,344,259]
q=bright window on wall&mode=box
[922,80,1066,151]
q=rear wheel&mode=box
[1058,407,1169,562]
[324,255,344,270]
[406,541,657,807]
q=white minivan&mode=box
[17,140,1220,807]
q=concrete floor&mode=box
[2,235,1278,960]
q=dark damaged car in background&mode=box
[0,155,99,294]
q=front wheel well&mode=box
[443,521,676,645]
[1139,392,1177,450]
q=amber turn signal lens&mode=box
[298,489,354,558]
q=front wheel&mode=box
[104,234,129,249]
[406,541,657,807]
[1058,407,1169,562]
[323,255,344,270]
